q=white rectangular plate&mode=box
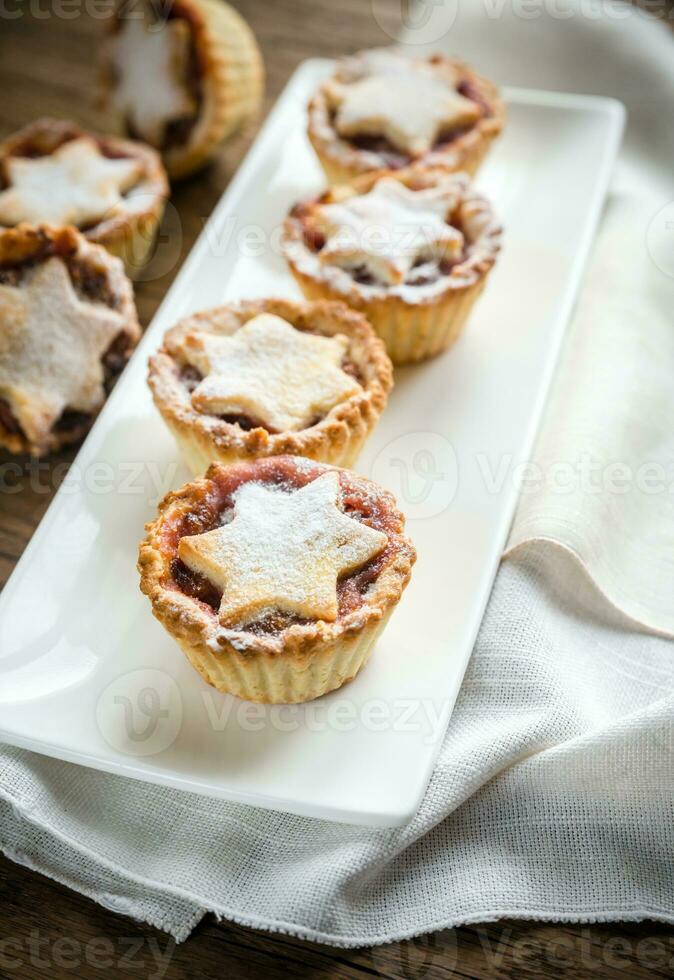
[0,61,624,826]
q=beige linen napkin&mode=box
[507,196,674,636]
[400,1,674,637]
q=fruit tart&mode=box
[101,0,264,179]
[282,165,501,364]
[139,455,416,702]
[147,297,392,474]
[308,47,505,185]
[0,118,168,276]
[0,224,140,456]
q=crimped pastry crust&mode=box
[0,223,140,456]
[148,297,393,474]
[282,165,501,364]
[0,118,168,276]
[103,0,264,179]
[138,456,416,702]
[308,52,505,185]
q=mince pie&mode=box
[282,165,501,364]
[148,297,392,474]
[0,224,140,456]
[0,119,168,276]
[139,455,416,702]
[308,47,504,185]
[102,0,264,179]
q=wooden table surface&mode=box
[0,3,672,978]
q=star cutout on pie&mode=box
[330,68,480,157]
[108,14,197,148]
[178,471,388,626]
[0,137,143,228]
[0,257,130,446]
[179,312,361,431]
[315,177,465,285]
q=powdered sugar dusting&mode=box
[107,12,196,148]
[178,471,388,628]
[285,172,500,304]
[0,137,142,227]
[314,176,464,285]
[174,312,361,431]
[0,257,129,446]
[326,49,479,157]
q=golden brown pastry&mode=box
[308,47,505,184]
[0,224,140,456]
[102,0,264,178]
[283,165,501,364]
[147,297,393,473]
[139,455,416,702]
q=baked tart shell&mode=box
[175,606,396,704]
[308,55,505,185]
[148,297,393,474]
[138,456,416,703]
[104,0,264,180]
[282,167,501,365]
[0,118,169,278]
[0,223,141,456]
[165,0,264,178]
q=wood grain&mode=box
[0,2,671,977]
[1,856,674,979]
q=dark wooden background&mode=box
[1,2,673,977]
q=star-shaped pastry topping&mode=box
[329,64,479,157]
[0,258,129,447]
[313,176,464,285]
[0,137,142,228]
[179,472,388,626]
[177,313,361,432]
[108,13,197,147]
